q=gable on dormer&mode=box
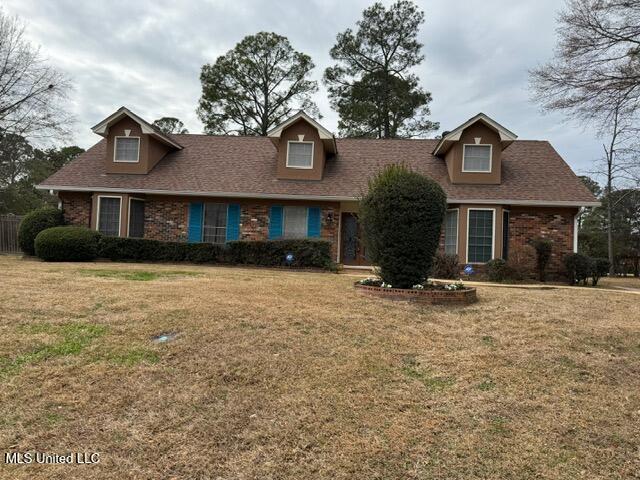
[91,107,182,175]
[268,111,337,181]
[433,113,517,185]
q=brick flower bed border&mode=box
[354,283,477,305]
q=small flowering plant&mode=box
[357,277,466,292]
[444,281,466,291]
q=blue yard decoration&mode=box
[463,264,474,276]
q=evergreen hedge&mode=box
[226,239,333,268]
[34,226,100,262]
[18,207,64,255]
[360,164,447,288]
[34,231,334,270]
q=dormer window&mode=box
[286,141,313,169]
[462,144,492,173]
[114,137,140,163]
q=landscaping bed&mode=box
[355,278,477,305]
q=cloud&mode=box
[4,0,603,175]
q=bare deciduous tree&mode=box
[0,9,73,140]
[530,0,640,122]
[530,0,640,274]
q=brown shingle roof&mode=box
[39,134,598,205]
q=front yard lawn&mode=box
[1,256,639,479]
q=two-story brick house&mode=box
[38,107,598,274]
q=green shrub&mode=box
[18,207,64,255]
[564,253,592,285]
[360,164,447,288]
[98,237,224,263]
[35,227,100,262]
[531,237,553,282]
[226,239,333,269]
[98,236,333,269]
[486,258,511,282]
[590,257,610,286]
[431,253,460,279]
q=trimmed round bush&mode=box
[35,227,100,262]
[360,164,447,289]
[18,207,64,255]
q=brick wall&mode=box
[60,192,91,228]
[240,203,339,259]
[508,207,577,277]
[240,204,269,241]
[320,206,339,260]
[144,199,189,242]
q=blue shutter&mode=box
[188,203,203,243]
[226,204,241,242]
[307,207,321,238]
[269,206,283,239]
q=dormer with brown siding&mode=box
[267,111,337,181]
[91,107,182,175]
[433,113,517,185]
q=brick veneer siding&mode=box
[508,207,577,278]
[240,203,339,259]
[144,199,189,242]
[240,204,269,241]
[319,206,339,260]
[60,192,92,228]
[59,193,340,258]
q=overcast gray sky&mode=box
[4,0,604,175]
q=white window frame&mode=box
[466,207,496,264]
[126,197,145,238]
[462,144,492,173]
[286,141,314,169]
[202,202,228,245]
[283,206,309,239]
[113,136,141,163]
[96,195,123,237]
[444,208,459,256]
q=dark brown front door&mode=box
[341,213,369,266]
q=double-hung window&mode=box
[97,197,121,237]
[203,203,227,244]
[283,206,308,239]
[444,209,458,255]
[463,145,491,172]
[114,137,140,162]
[467,209,494,263]
[286,141,313,169]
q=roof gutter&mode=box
[36,184,601,207]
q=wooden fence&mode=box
[0,215,23,253]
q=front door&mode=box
[341,213,368,266]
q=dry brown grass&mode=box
[0,256,639,479]
[600,276,640,291]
